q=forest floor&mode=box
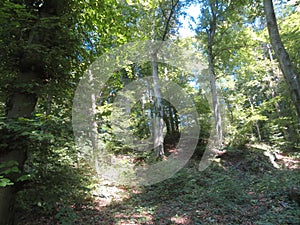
[20,145,300,225]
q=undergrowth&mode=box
[18,146,300,225]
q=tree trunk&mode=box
[164,108,171,134]
[265,43,291,141]
[88,70,101,175]
[173,108,179,132]
[263,0,300,123]
[206,5,223,149]
[151,56,165,158]
[208,62,223,148]
[266,43,281,113]
[0,73,38,225]
[248,97,262,141]
[169,107,175,134]
[0,186,15,225]
[0,150,29,225]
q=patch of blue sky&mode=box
[178,4,200,38]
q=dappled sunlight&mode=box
[1,0,300,224]
[71,148,299,224]
[18,146,300,224]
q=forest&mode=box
[0,0,299,224]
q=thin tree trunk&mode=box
[263,0,300,123]
[266,43,281,113]
[265,43,291,141]
[248,97,262,141]
[169,106,175,134]
[164,107,171,134]
[174,108,179,132]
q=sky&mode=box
[178,4,201,38]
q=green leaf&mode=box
[1,166,20,175]
[16,174,32,182]
[0,176,14,187]
[0,160,18,169]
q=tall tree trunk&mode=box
[151,55,165,157]
[263,0,300,123]
[148,0,179,158]
[0,72,38,225]
[206,2,223,149]
[88,70,100,175]
[208,59,223,148]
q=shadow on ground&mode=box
[19,146,300,225]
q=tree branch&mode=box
[161,0,180,41]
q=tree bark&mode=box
[263,0,300,123]
[0,73,38,225]
[151,56,165,157]
[206,1,223,149]
[0,186,15,225]
[148,0,179,158]
[208,60,223,148]
[0,1,72,224]
[0,149,30,225]
[88,70,101,175]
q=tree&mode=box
[0,0,135,223]
[263,0,300,123]
[0,1,82,223]
[211,0,300,147]
[120,0,181,158]
[150,0,180,158]
[195,0,241,148]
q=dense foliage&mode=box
[0,0,299,224]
